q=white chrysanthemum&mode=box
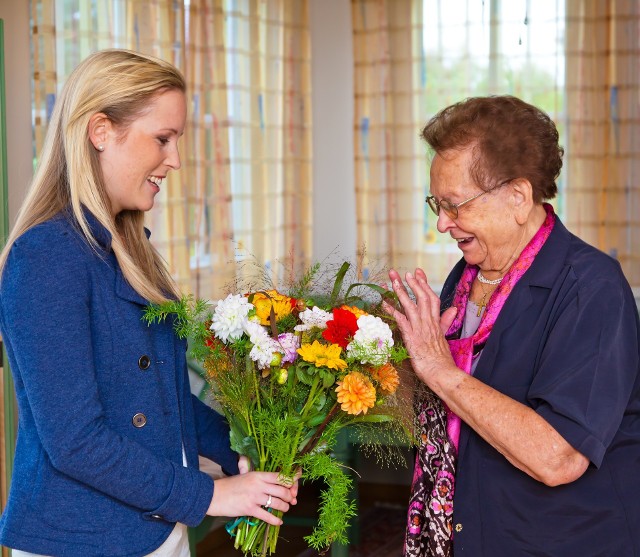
[294,306,332,332]
[243,321,283,369]
[243,320,269,341]
[210,294,253,343]
[346,314,394,366]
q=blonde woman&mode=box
[0,49,296,557]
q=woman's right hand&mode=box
[207,470,298,525]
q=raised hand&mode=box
[383,268,458,387]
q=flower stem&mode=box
[298,403,340,458]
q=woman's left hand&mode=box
[384,269,590,486]
[238,455,252,474]
[384,268,458,387]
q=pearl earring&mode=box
[97,145,104,152]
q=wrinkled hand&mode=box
[208,469,299,526]
[383,268,458,386]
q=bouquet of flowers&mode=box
[144,261,415,556]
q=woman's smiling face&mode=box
[429,147,522,272]
[97,88,187,215]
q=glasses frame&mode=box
[425,179,513,220]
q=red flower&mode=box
[322,308,359,349]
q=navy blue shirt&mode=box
[440,217,640,556]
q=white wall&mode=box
[0,1,33,223]
[309,0,357,263]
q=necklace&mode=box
[477,271,503,285]
[475,272,502,317]
[475,280,498,317]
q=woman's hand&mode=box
[383,268,458,387]
[384,269,590,486]
[207,470,299,525]
[238,455,252,474]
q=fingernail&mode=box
[393,280,400,287]
[406,272,413,279]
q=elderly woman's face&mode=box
[429,147,521,272]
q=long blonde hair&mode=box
[0,49,185,303]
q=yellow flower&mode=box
[297,340,347,370]
[251,290,294,326]
[336,372,376,415]
[340,304,367,319]
[370,363,400,395]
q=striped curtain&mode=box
[352,0,566,286]
[30,0,312,298]
[565,0,640,287]
[351,0,426,276]
[223,0,313,289]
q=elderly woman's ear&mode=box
[510,178,536,225]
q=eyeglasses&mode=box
[425,179,512,220]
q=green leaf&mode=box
[321,369,336,390]
[229,431,260,467]
[344,281,391,304]
[312,392,327,412]
[347,413,394,424]
[296,365,315,386]
[307,412,327,427]
[329,262,350,306]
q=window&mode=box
[420,0,565,258]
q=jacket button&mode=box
[138,355,151,370]
[455,523,463,532]
[132,413,147,428]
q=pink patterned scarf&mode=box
[404,204,556,557]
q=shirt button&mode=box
[132,413,147,428]
[138,355,151,370]
[455,523,463,533]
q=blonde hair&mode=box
[0,49,186,303]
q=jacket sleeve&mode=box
[0,228,213,526]
[191,395,240,475]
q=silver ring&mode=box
[265,494,272,508]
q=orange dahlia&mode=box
[370,363,400,395]
[335,371,376,415]
[340,304,367,319]
[251,290,295,326]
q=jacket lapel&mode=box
[115,270,150,306]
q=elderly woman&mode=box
[385,96,640,557]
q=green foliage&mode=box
[143,295,213,361]
[299,452,357,549]
[276,312,297,334]
[288,262,321,299]
[296,361,336,390]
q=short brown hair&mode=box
[421,95,563,202]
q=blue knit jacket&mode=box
[0,210,239,556]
